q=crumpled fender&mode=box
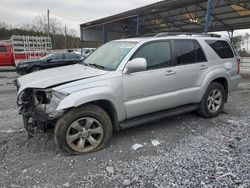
[56,86,125,121]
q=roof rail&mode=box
[155,32,221,38]
[122,33,156,39]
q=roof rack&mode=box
[122,32,221,39]
[155,32,221,38]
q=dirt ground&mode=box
[0,68,249,188]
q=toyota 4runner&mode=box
[15,33,241,155]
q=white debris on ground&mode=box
[132,144,143,150]
[105,166,114,175]
[151,139,160,146]
[0,129,25,134]
[62,182,70,187]
[122,179,131,186]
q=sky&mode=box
[0,0,159,31]
[0,0,249,49]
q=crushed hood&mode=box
[17,64,108,94]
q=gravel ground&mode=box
[0,69,249,188]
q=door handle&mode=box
[200,65,208,70]
[165,70,176,76]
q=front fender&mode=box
[56,86,125,121]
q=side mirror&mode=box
[124,58,147,74]
[47,58,52,62]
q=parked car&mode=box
[15,33,241,155]
[0,42,15,66]
[16,52,84,75]
[81,48,95,57]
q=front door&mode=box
[122,41,177,119]
[46,54,66,68]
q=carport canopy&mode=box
[80,0,250,46]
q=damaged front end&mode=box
[17,88,68,134]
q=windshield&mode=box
[84,41,136,70]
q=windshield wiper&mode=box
[84,63,106,70]
[81,62,113,71]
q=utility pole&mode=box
[47,9,50,38]
[64,25,67,49]
[245,33,249,52]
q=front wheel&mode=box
[55,104,113,155]
[197,82,226,118]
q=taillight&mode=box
[237,58,240,74]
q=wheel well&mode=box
[212,77,228,102]
[90,100,119,132]
[31,65,42,71]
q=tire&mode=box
[55,104,113,155]
[197,82,226,118]
[31,66,42,72]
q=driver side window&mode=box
[133,41,172,70]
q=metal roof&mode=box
[80,0,250,33]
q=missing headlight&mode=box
[17,89,33,106]
[35,90,51,104]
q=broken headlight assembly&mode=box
[18,88,69,120]
[34,89,69,119]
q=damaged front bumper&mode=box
[17,88,68,132]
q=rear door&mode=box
[64,53,80,65]
[0,45,12,65]
[173,39,209,106]
[123,40,177,118]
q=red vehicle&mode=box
[0,43,15,66]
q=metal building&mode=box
[80,0,250,47]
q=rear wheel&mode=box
[55,104,113,155]
[197,82,226,118]
[31,66,42,72]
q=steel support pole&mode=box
[204,0,212,33]
[136,15,140,35]
[102,24,107,44]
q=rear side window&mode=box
[50,54,64,60]
[205,40,234,59]
[0,46,7,52]
[174,40,206,65]
[133,41,172,70]
[65,53,77,59]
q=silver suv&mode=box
[16,33,241,155]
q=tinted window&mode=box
[206,40,234,59]
[174,40,207,64]
[133,41,171,70]
[175,40,196,64]
[195,41,207,62]
[0,46,7,52]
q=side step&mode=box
[119,104,199,130]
